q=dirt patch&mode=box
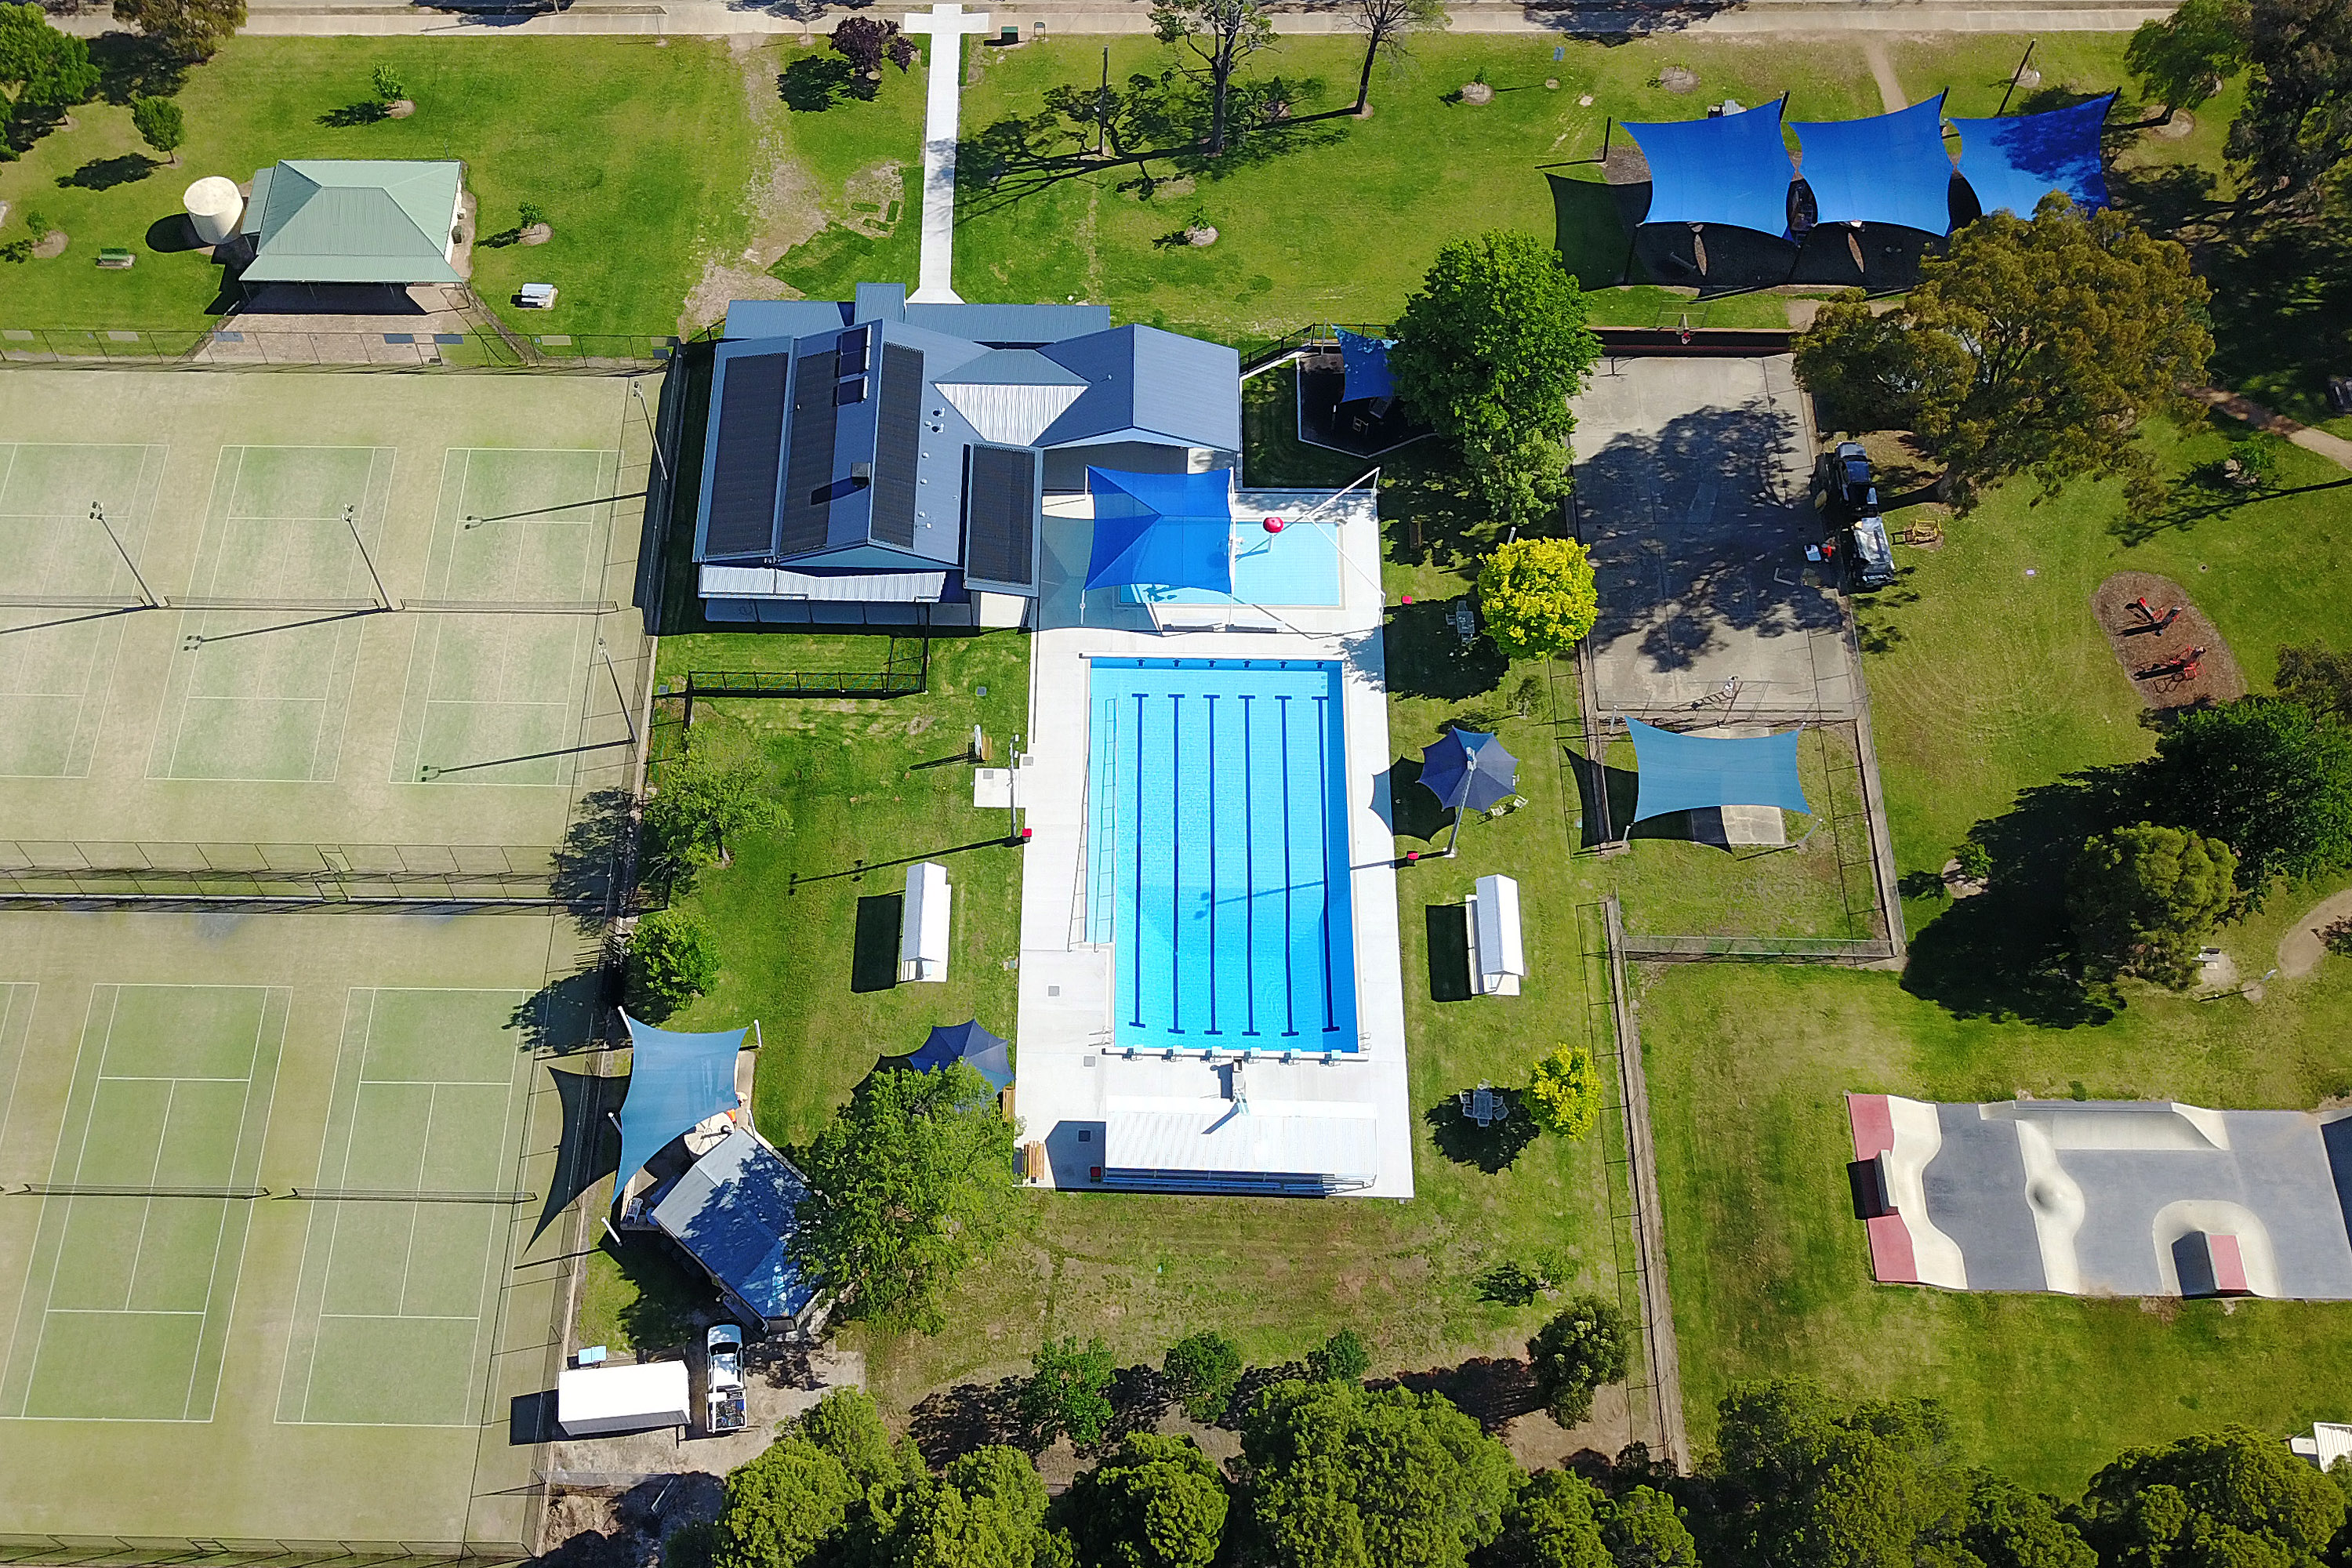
[2151,109,2195,139]
[2089,572,2249,710]
[679,39,840,335]
[1657,66,1700,93]
[2278,887,2352,978]
[31,230,67,260]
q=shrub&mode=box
[518,200,550,230]
[626,907,719,1018]
[371,63,402,103]
[1163,1330,1243,1423]
[1526,1044,1601,1138]
[1305,1327,1369,1384]
[130,94,183,161]
[1475,537,1598,660]
[1527,1296,1629,1426]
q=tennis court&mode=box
[0,983,286,1421]
[0,442,168,779]
[278,987,531,1428]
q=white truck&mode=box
[556,1360,691,1438]
[706,1324,747,1435]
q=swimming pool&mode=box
[1085,659,1359,1054]
[1121,519,1342,608]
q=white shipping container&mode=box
[556,1361,691,1437]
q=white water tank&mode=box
[183,176,242,245]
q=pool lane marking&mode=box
[1204,694,1220,1036]
[1316,691,1338,1034]
[1129,691,1146,1030]
[1241,695,1258,1036]
[1278,695,1298,1037]
[1167,692,1183,1035]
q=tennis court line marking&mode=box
[189,991,284,1423]
[0,984,38,1189]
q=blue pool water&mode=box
[1085,659,1358,1054]
[1122,520,1341,608]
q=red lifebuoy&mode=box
[1263,517,1284,533]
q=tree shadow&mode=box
[555,787,635,924]
[511,969,617,1056]
[779,54,858,111]
[89,31,187,104]
[1220,1359,1312,1428]
[907,1377,1027,1466]
[1383,596,1508,701]
[1102,1363,1171,1447]
[2117,460,2352,546]
[317,100,388,127]
[1425,1089,1540,1174]
[1382,1356,1545,1433]
[56,154,155,191]
[1900,764,2146,1025]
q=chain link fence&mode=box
[0,840,575,906]
[0,325,693,371]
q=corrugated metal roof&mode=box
[241,160,462,285]
[1103,1108,1378,1179]
[724,299,853,340]
[651,1125,816,1322]
[699,564,948,601]
[903,302,1112,345]
[1036,327,1240,451]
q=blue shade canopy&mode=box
[1420,728,1522,813]
[1627,719,1811,823]
[615,1012,749,1203]
[1951,93,2115,218]
[1792,95,1955,234]
[904,1019,1013,1093]
[1336,328,1395,403]
[1621,101,1798,238]
[1084,467,1235,593]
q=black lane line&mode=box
[1242,695,1258,1037]
[1279,694,1298,1037]
[1129,689,1146,1029]
[1205,693,1220,1036]
[1169,691,1184,1035]
[1316,691,1337,1035]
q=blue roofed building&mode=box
[645,1124,824,1335]
[694,283,1242,626]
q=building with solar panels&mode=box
[692,283,1242,626]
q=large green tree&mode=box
[1475,539,1599,662]
[2080,1425,2348,1568]
[1064,1433,1229,1568]
[110,0,243,62]
[1021,1336,1116,1450]
[2274,641,2352,725]
[1596,1486,1697,1568]
[626,906,720,1019]
[1390,230,1600,524]
[789,1059,1021,1333]
[1959,1472,2096,1568]
[2067,823,2239,988]
[1487,1470,1609,1568]
[2227,0,2352,200]
[2125,0,2251,122]
[713,1436,859,1568]
[1238,1379,1516,1568]
[642,750,784,891]
[0,5,97,153]
[1711,1381,1972,1568]
[894,1447,1064,1568]
[1791,201,2211,514]
[1162,1330,1243,1423]
[1526,1298,1628,1427]
[1147,0,1272,157]
[2147,696,2352,897]
[793,1385,908,1494]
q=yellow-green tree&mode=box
[1475,539,1597,662]
[1526,1044,1600,1138]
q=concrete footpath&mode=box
[53,0,2175,39]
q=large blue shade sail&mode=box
[1336,328,1395,403]
[1420,728,1521,813]
[614,1012,748,1203]
[1627,718,1811,823]
[903,1019,1013,1093]
[1792,95,1955,234]
[1084,467,1235,593]
[1951,93,2115,217]
[1621,102,1798,238]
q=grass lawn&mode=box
[575,1237,709,1357]
[0,37,759,336]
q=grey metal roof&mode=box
[723,299,853,340]
[240,160,462,285]
[650,1125,816,1322]
[1036,326,1242,451]
[937,349,1091,387]
[903,302,1113,345]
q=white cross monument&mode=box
[902,2,996,304]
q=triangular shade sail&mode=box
[1951,93,2115,218]
[1792,95,1955,234]
[1084,467,1235,593]
[614,1012,748,1203]
[1627,718,1812,823]
[1336,328,1395,403]
[904,1019,1014,1093]
[1621,101,1798,238]
[1420,728,1521,814]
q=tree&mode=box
[712,1436,858,1568]
[2125,0,2250,122]
[789,1059,1021,1333]
[1489,1470,1610,1568]
[2147,696,2352,898]
[2274,641,2352,726]
[1021,1336,1116,1450]
[130,94,182,164]
[1239,1378,1517,1568]
[894,1447,1057,1568]
[1958,1472,2095,1568]
[793,1386,906,1494]
[1305,1327,1369,1385]
[1710,1380,1971,1568]
[1524,1044,1601,1138]
[2081,1425,2347,1568]
[110,0,244,63]
[517,200,550,231]
[1148,0,1272,158]
[1390,230,1599,525]
[1163,1330,1243,1422]
[1789,201,2212,514]
[887,32,918,71]
[1525,1298,1628,1427]
[1475,539,1598,662]
[2067,823,2238,988]
[370,62,401,103]
[0,5,98,152]
[1065,1433,1229,1568]
[830,15,897,77]
[1596,1486,1697,1568]
[626,906,720,1018]
[2227,0,2352,201]
[1339,0,1445,114]
[642,750,782,891]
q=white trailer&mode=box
[556,1360,691,1437]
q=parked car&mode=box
[706,1323,746,1435]
[1815,440,1873,521]
[1846,514,1896,590]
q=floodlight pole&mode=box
[344,505,399,611]
[91,503,162,608]
[631,379,671,488]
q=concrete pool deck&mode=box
[1013,485,1414,1197]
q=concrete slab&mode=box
[902,4,995,304]
[1571,356,1856,718]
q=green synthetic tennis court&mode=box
[0,984,286,1421]
[278,987,530,1428]
[0,442,168,779]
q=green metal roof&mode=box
[241,160,463,285]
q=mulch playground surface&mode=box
[2090,572,2248,711]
